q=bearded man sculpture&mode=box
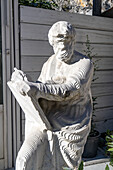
[8,21,93,170]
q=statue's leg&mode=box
[16,130,47,170]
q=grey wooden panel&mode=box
[92,83,113,96]
[22,119,25,136]
[92,57,113,71]
[21,23,113,44]
[21,56,113,72]
[20,5,113,134]
[0,82,3,104]
[0,105,3,159]
[25,71,40,82]
[21,108,113,135]
[21,59,113,96]
[94,107,113,122]
[21,56,49,72]
[21,106,113,135]
[0,159,5,170]
[20,6,113,32]
[24,72,113,109]
[21,65,113,96]
[21,23,50,41]
[94,71,113,84]
[78,44,113,57]
[25,70,113,84]
[21,111,25,120]
[95,119,113,133]
[95,95,113,109]
[21,40,52,56]
[21,40,113,57]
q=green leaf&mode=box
[78,161,84,170]
[105,164,110,170]
[107,144,113,148]
[110,158,113,166]
[106,136,112,141]
[107,142,113,145]
[108,148,113,152]
[108,145,113,148]
[62,167,72,170]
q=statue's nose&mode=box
[59,42,65,49]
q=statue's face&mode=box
[48,21,76,63]
[53,33,74,62]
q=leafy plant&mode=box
[18,0,93,14]
[63,167,72,170]
[63,161,84,170]
[84,35,100,136]
[18,0,58,10]
[106,131,113,166]
[78,161,84,170]
[105,164,110,170]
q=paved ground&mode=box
[6,163,113,170]
[6,149,113,170]
[85,162,113,170]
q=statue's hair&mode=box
[48,21,76,46]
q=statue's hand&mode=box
[11,68,27,82]
[11,68,30,96]
[19,81,30,96]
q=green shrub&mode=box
[106,132,113,166]
[18,0,58,9]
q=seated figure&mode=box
[8,21,94,170]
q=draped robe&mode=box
[8,51,93,170]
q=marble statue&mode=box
[8,21,94,170]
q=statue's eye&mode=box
[57,34,64,38]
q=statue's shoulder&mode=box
[43,55,55,67]
[72,51,92,64]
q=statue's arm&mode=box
[10,58,93,101]
[27,80,79,101]
[27,59,93,101]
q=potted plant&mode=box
[106,131,113,166]
[82,35,100,158]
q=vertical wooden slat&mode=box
[10,0,17,166]
[1,0,20,168]
[1,0,8,168]
[1,0,13,168]
[0,105,3,159]
[93,0,102,16]
[14,0,21,155]
[6,0,13,168]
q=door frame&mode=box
[1,0,21,168]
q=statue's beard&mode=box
[54,47,74,63]
[58,51,72,62]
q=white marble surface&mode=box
[8,21,93,170]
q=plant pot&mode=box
[82,130,100,158]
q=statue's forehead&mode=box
[52,23,70,36]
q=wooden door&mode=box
[0,105,4,169]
